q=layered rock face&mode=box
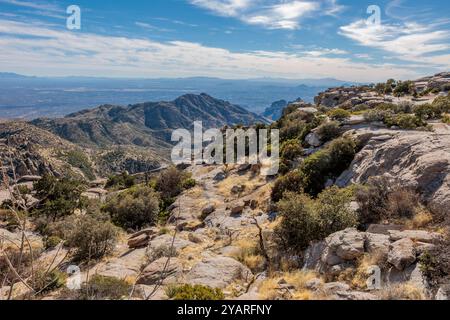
[336,125,450,217]
[303,227,442,297]
[314,72,450,109]
[315,86,390,109]
[413,72,450,92]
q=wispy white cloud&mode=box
[135,22,173,33]
[301,48,348,57]
[189,0,342,30]
[189,0,252,17]
[339,19,450,68]
[0,18,423,82]
[0,0,61,12]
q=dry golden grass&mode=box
[378,284,425,300]
[405,210,433,229]
[184,185,205,198]
[349,252,387,289]
[230,239,265,273]
[258,271,322,300]
[216,173,265,198]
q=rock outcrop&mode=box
[337,125,450,217]
[185,256,253,289]
[303,227,436,293]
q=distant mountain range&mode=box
[1,93,268,180]
[0,73,358,119]
[32,93,267,149]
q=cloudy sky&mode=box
[0,0,449,81]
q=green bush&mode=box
[44,236,63,250]
[276,192,319,252]
[80,275,132,300]
[103,185,160,230]
[363,109,392,122]
[316,121,341,142]
[155,167,194,209]
[374,83,386,95]
[355,178,391,226]
[432,95,450,115]
[34,175,86,221]
[315,186,358,235]
[385,114,427,130]
[167,284,225,300]
[443,114,450,124]
[105,172,135,190]
[414,103,438,120]
[66,150,96,181]
[419,237,450,289]
[281,139,302,161]
[276,187,357,254]
[299,137,356,196]
[65,213,119,261]
[182,177,197,189]
[393,81,414,97]
[271,170,303,202]
[328,108,351,121]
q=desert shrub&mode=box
[65,213,119,261]
[385,189,420,219]
[393,81,414,97]
[384,79,396,94]
[355,177,391,226]
[44,235,63,250]
[315,187,358,236]
[33,175,86,221]
[375,83,386,95]
[385,113,427,130]
[353,104,370,112]
[419,237,450,289]
[443,114,450,124]
[167,284,225,300]
[276,192,318,252]
[279,119,308,141]
[299,137,356,196]
[66,150,95,181]
[182,178,196,189]
[105,172,135,189]
[281,139,302,161]
[432,95,450,114]
[32,268,67,294]
[155,167,194,209]
[316,121,341,143]
[271,170,303,202]
[276,110,321,143]
[376,103,403,113]
[397,101,414,113]
[363,109,391,122]
[356,178,421,226]
[0,209,26,229]
[328,108,351,121]
[0,248,37,286]
[441,84,450,92]
[281,104,301,118]
[80,275,132,300]
[276,187,356,254]
[414,103,439,120]
[103,185,160,230]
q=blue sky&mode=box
[0,0,449,81]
